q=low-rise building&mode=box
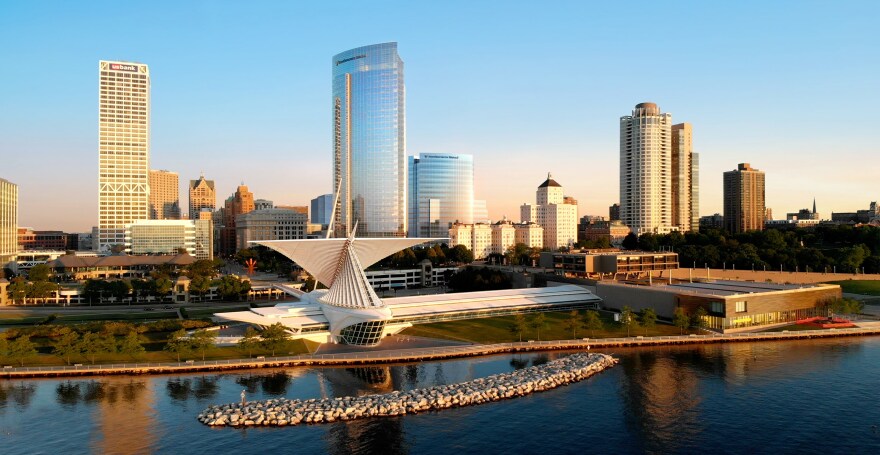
[541,250,679,280]
[595,279,841,333]
[699,213,724,231]
[514,222,543,249]
[448,223,493,259]
[581,220,630,246]
[17,228,78,251]
[125,220,212,259]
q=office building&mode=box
[581,220,631,246]
[149,170,180,220]
[254,199,274,211]
[220,184,255,256]
[671,123,698,232]
[189,175,216,219]
[98,60,150,252]
[620,102,674,235]
[699,213,724,231]
[235,208,308,251]
[17,228,77,251]
[408,153,474,238]
[520,174,577,249]
[311,194,333,226]
[723,163,766,233]
[609,203,620,221]
[1,178,17,266]
[125,220,211,259]
[448,223,492,259]
[333,42,406,237]
[514,222,544,249]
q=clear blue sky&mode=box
[1,0,877,231]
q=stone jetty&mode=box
[198,352,617,427]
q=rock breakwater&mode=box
[198,352,617,427]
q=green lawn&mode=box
[402,310,696,344]
[826,280,880,296]
[0,311,180,326]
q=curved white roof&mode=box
[254,237,444,287]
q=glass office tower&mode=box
[408,154,474,238]
[332,43,406,237]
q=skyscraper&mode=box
[310,194,333,226]
[0,178,18,267]
[520,173,578,249]
[723,163,766,233]
[220,184,255,256]
[189,175,216,220]
[149,170,180,220]
[98,60,150,252]
[408,153,474,237]
[620,102,673,236]
[332,43,406,237]
[671,123,697,232]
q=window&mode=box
[710,302,723,314]
[735,301,747,313]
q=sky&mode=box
[1,0,878,232]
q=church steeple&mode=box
[813,197,817,214]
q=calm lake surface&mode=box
[3,337,880,454]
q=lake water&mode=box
[3,337,880,454]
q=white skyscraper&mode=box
[0,178,18,267]
[98,60,150,252]
[620,102,674,236]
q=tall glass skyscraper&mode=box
[408,154,474,237]
[332,43,406,237]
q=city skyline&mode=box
[2,1,878,232]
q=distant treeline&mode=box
[622,225,880,273]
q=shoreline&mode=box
[3,326,880,379]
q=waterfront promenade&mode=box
[4,326,880,379]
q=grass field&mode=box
[401,310,696,344]
[825,280,880,295]
[0,311,181,326]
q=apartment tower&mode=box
[149,170,180,220]
[220,184,255,256]
[0,178,18,267]
[723,163,766,233]
[98,60,150,252]
[671,123,698,232]
[620,102,674,236]
[332,43,406,237]
[189,175,216,220]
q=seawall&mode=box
[3,326,880,379]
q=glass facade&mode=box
[333,43,406,237]
[408,153,474,237]
[339,320,386,346]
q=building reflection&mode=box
[235,371,292,396]
[50,378,156,455]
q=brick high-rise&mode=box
[723,163,765,233]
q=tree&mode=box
[622,233,639,250]
[8,277,28,304]
[692,307,708,330]
[673,307,690,334]
[187,259,221,279]
[117,331,146,359]
[563,310,581,339]
[28,263,52,282]
[28,280,58,303]
[639,308,657,336]
[190,329,217,360]
[583,310,604,337]
[52,328,81,365]
[189,275,212,298]
[620,306,637,337]
[237,327,261,357]
[448,245,474,264]
[154,277,173,299]
[528,313,547,341]
[109,280,132,302]
[8,336,38,366]
[164,329,192,362]
[215,275,251,301]
[508,314,528,342]
[78,332,117,364]
[0,335,7,359]
[260,323,291,356]
[82,279,109,303]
